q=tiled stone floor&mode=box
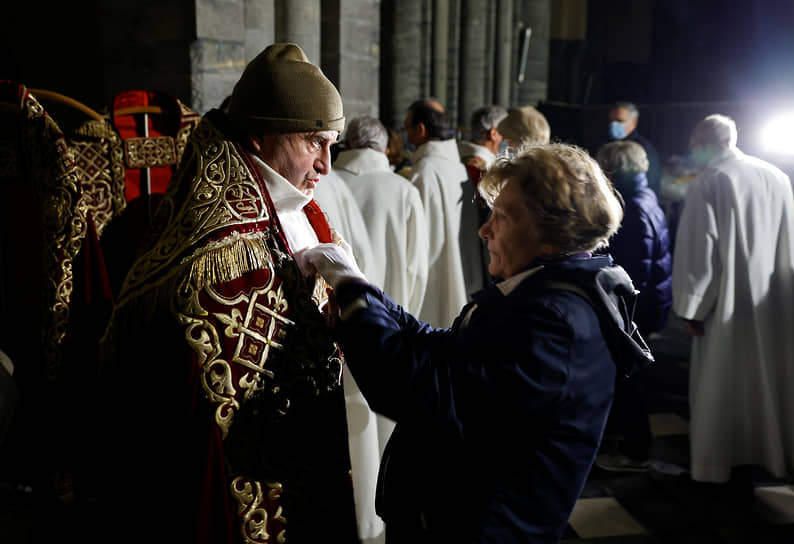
[561,316,794,543]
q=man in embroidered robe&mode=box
[96,43,359,544]
[403,98,469,327]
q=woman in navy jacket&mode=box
[595,140,673,473]
[297,144,653,543]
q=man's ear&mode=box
[416,122,428,140]
[248,135,263,153]
[489,126,500,142]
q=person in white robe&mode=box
[403,98,469,327]
[335,116,429,316]
[330,116,430,544]
[314,167,383,288]
[314,157,389,543]
[672,114,794,485]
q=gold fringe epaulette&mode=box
[115,116,275,307]
[184,230,285,291]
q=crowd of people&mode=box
[2,41,793,544]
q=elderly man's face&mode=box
[254,130,338,195]
[608,107,638,136]
[479,179,547,279]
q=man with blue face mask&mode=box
[608,101,662,196]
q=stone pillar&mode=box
[445,0,462,132]
[322,0,381,122]
[494,0,514,107]
[381,0,430,131]
[275,0,321,65]
[458,0,491,128]
[244,0,276,62]
[513,0,551,107]
[432,0,449,107]
[190,0,247,113]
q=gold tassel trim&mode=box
[184,230,279,291]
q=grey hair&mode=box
[344,115,389,152]
[690,114,738,150]
[470,105,508,143]
[611,101,639,119]
[596,140,649,176]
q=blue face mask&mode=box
[498,140,510,155]
[689,147,712,167]
[608,121,626,140]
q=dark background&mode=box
[542,0,794,172]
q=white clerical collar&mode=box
[250,155,313,213]
[410,138,461,164]
[708,146,743,167]
[334,148,391,175]
[496,265,544,296]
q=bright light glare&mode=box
[761,113,794,155]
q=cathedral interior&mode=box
[1,0,794,542]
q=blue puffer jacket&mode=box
[334,255,652,543]
[608,172,673,335]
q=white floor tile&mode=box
[568,497,647,538]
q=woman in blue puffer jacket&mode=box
[594,140,673,473]
[598,140,673,336]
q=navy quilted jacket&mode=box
[334,255,650,543]
[608,172,673,335]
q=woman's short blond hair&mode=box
[496,105,551,146]
[479,143,623,253]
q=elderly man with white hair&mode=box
[672,114,794,496]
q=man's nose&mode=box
[478,220,490,240]
[315,147,331,175]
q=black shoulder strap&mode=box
[537,278,654,381]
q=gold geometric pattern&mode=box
[124,135,177,168]
[70,119,126,236]
[177,254,293,439]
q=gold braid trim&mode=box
[183,230,284,292]
[18,88,89,379]
[116,116,272,306]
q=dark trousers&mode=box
[605,368,653,460]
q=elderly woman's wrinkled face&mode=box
[479,179,548,279]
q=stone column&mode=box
[494,0,514,107]
[381,0,430,130]
[458,0,491,128]
[190,0,247,114]
[275,0,321,65]
[322,0,382,122]
[432,0,449,107]
[513,0,551,107]
[244,0,276,62]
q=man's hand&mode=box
[683,319,705,337]
[294,241,366,289]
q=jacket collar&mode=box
[334,148,391,175]
[250,155,313,213]
[410,138,461,165]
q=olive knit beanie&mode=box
[228,43,345,134]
